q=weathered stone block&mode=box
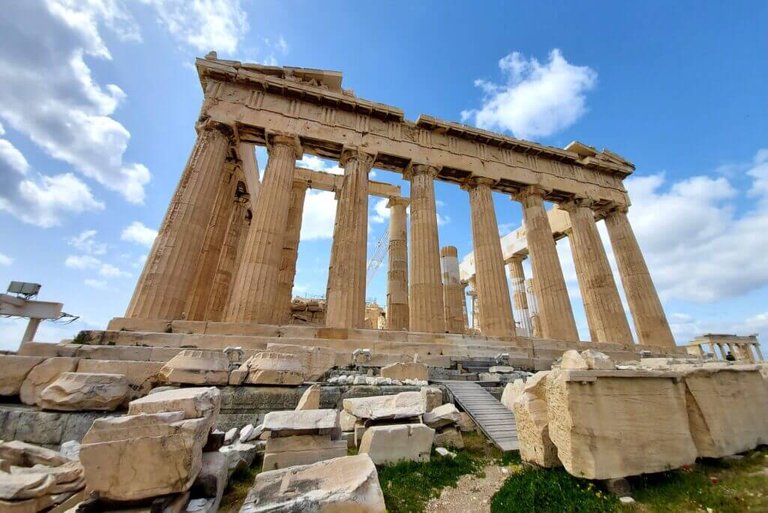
[0,356,44,396]
[238,352,304,385]
[160,350,230,385]
[128,387,221,425]
[20,357,80,406]
[512,371,560,468]
[262,435,347,470]
[546,369,697,479]
[262,409,339,437]
[241,455,385,513]
[38,372,129,411]
[76,359,162,398]
[423,403,460,429]
[380,362,428,381]
[295,384,320,410]
[434,427,464,449]
[343,391,424,421]
[358,424,434,465]
[420,386,443,412]
[265,343,336,381]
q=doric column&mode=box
[506,255,533,336]
[516,186,579,341]
[225,134,302,323]
[604,206,675,347]
[325,148,375,329]
[276,179,309,324]
[562,199,634,344]
[525,278,542,337]
[460,280,469,332]
[204,187,250,321]
[754,343,764,362]
[467,277,479,331]
[126,122,230,320]
[185,159,240,320]
[465,178,515,337]
[386,196,409,330]
[440,246,465,334]
[407,164,445,333]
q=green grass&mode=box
[491,467,619,513]
[218,466,260,513]
[377,432,496,513]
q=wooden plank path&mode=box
[437,380,518,452]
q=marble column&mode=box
[516,186,579,341]
[506,255,533,336]
[465,178,516,337]
[325,149,375,329]
[440,246,465,334]
[126,122,230,320]
[754,343,764,362]
[604,206,675,347]
[525,278,541,337]
[386,197,410,330]
[467,277,479,331]
[204,188,250,321]
[225,134,302,323]
[185,159,240,320]
[460,280,469,332]
[407,164,445,333]
[276,179,309,324]
[562,199,634,344]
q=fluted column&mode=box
[562,199,634,344]
[185,159,240,320]
[386,196,409,330]
[276,180,309,324]
[460,280,469,332]
[325,149,375,329]
[516,186,579,341]
[205,188,250,321]
[604,206,675,347]
[465,178,516,337]
[126,122,230,320]
[440,246,465,334]
[407,164,445,333]
[506,255,533,336]
[225,134,302,323]
[526,278,542,337]
[467,277,479,331]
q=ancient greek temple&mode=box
[113,54,678,360]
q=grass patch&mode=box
[377,432,496,513]
[491,467,619,513]
[218,466,260,513]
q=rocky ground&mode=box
[424,462,509,513]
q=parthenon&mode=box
[116,54,676,356]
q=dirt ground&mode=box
[424,462,509,513]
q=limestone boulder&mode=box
[237,352,304,385]
[265,343,336,381]
[500,380,524,411]
[434,428,464,449]
[581,349,615,370]
[546,369,697,479]
[80,412,210,501]
[457,412,476,432]
[295,384,320,410]
[194,451,228,512]
[512,371,560,468]
[219,441,258,478]
[128,386,221,425]
[420,386,443,412]
[343,391,424,421]
[160,350,230,386]
[380,362,428,381]
[0,472,55,500]
[241,455,385,513]
[423,403,461,429]
[0,356,44,396]
[263,409,339,437]
[38,372,129,412]
[684,367,768,458]
[559,350,588,370]
[0,441,69,467]
[358,424,434,465]
[339,411,357,432]
[19,357,79,406]
[262,435,347,471]
[76,359,163,398]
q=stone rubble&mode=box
[233,352,305,385]
[160,349,230,386]
[343,391,425,421]
[38,372,129,411]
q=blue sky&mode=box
[1,1,766,353]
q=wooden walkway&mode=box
[439,381,519,452]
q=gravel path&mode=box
[424,463,510,513]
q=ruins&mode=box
[1,55,765,513]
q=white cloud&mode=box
[68,229,107,255]
[627,149,768,303]
[462,49,597,139]
[297,154,344,175]
[65,254,101,270]
[121,221,158,247]
[98,263,129,278]
[0,131,104,227]
[0,2,151,204]
[0,252,12,266]
[300,190,337,240]
[371,198,390,224]
[142,0,248,54]
[84,278,108,289]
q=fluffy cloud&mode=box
[65,253,130,278]
[0,2,151,205]
[301,191,337,240]
[297,154,344,175]
[68,230,107,255]
[370,198,390,224]
[628,149,768,303]
[0,252,12,266]
[121,221,158,247]
[142,0,248,54]
[462,49,597,139]
[84,278,108,289]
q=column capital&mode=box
[404,162,439,180]
[512,185,550,205]
[386,196,410,208]
[505,253,527,264]
[558,197,595,213]
[460,176,496,191]
[195,118,234,139]
[602,201,630,216]
[292,177,310,191]
[266,132,303,159]
[339,147,376,169]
